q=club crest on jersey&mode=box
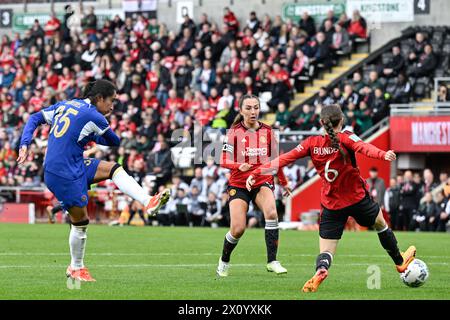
[241,138,247,143]
[229,189,237,196]
[81,195,87,202]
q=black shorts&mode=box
[227,182,274,205]
[319,195,380,240]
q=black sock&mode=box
[316,252,333,271]
[138,210,148,225]
[265,220,279,263]
[221,232,239,263]
[128,210,136,225]
[378,227,403,265]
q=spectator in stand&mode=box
[187,185,206,226]
[179,14,196,37]
[407,44,437,78]
[204,192,224,227]
[370,87,389,124]
[274,102,290,131]
[437,84,450,102]
[354,100,372,134]
[146,139,173,191]
[331,23,351,55]
[309,32,332,69]
[321,10,338,30]
[399,170,421,231]
[171,187,191,226]
[293,104,317,130]
[320,20,335,46]
[433,190,449,232]
[347,10,367,40]
[190,167,205,194]
[410,192,438,231]
[391,73,412,103]
[299,11,316,39]
[289,49,309,92]
[44,12,61,44]
[223,7,239,36]
[81,6,98,42]
[381,46,405,78]
[384,178,401,230]
[62,4,74,42]
[367,167,386,207]
[342,83,360,109]
[421,169,438,195]
[246,11,261,34]
[407,32,428,65]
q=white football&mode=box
[400,259,429,288]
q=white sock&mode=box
[112,167,151,206]
[69,225,88,270]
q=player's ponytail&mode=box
[231,94,259,127]
[320,104,346,163]
[83,79,116,104]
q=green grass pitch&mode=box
[0,223,449,300]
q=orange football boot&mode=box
[302,268,328,293]
[396,245,416,273]
[66,266,96,282]
[145,189,171,216]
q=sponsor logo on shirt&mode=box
[241,147,268,157]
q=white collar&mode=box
[83,98,91,104]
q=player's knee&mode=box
[71,218,89,227]
[109,162,123,179]
[264,207,278,220]
[230,225,245,238]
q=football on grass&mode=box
[400,259,429,288]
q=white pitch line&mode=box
[0,262,448,269]
[0,252,448,259]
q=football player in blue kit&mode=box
[17,79,170,282]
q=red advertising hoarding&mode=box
[390,116,450,152]
[0,203,35,224]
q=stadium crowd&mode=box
[281,30,441,136]
[0,5,448,231]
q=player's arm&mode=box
[18,103,61,164]
[220,130,251,171]
[341,132,396,161]
[247,138,311,191]
[93,128,120,146]
[91,112,120,147]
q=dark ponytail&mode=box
[231,94,259,127]
[83,79,117,104]
[320,104,346,162]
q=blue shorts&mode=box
[44,158,101,211]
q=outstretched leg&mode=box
[302,238,338,293]
[373,209,416,273]
[89,160,170,215]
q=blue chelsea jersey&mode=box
[42,99,111,180]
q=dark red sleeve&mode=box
[253,138,311,178]
[220,129,241,170]
[340,132,386,160]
